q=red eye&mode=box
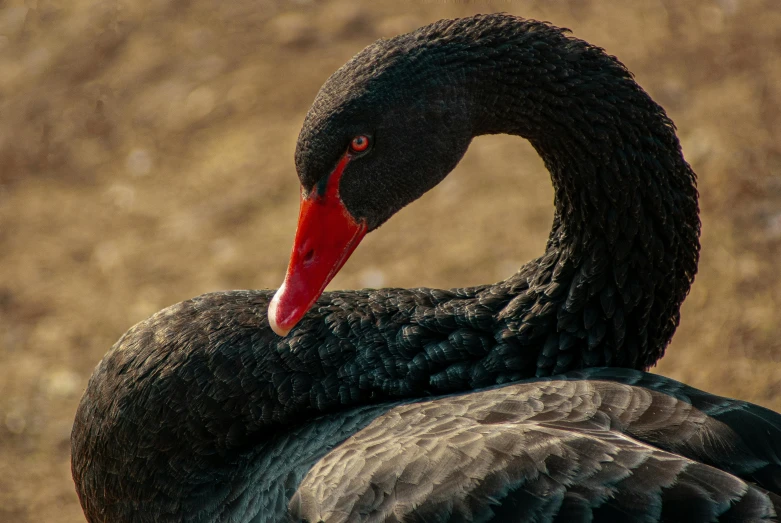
[349,135,370,153]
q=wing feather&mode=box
[289,370,781,522]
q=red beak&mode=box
[269,154,367,336]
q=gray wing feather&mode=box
[289,371,781,523]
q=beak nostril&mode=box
[303,249,315,266]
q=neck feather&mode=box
[447,18,701,373]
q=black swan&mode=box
[71,14,781,522]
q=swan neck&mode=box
[455,39,701,371]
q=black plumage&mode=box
[71,14,780,522]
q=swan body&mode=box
[71,14,781,522]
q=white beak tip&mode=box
[268,290,293,337]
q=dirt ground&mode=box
[1,0,780,520]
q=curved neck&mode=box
[450,27,701,372]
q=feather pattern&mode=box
[291,370,781,523]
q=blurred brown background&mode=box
[0,0,779,520]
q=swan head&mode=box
[268,19,488,336]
